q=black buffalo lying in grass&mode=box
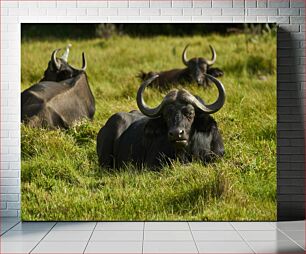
[97,74,225,169]
[138,44,224,90]
[21,46,95,129]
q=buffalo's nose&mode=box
[168,129,184,140]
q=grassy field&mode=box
[21,31,276,221]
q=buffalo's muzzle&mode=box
[168,129,188,148]
[168,128,184,139]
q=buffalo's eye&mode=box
[199,65,206,72]
[182,107,194,119]
[163,105,175,117]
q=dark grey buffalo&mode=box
[139,44,224,90]
[21,46,95,128]
[97,74,225,169]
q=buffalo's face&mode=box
[137,74,225,150]
[186,58,209,86]
[42,59,82,82]
[162,102,195,149]
[182,44,221,88]
[40,48,87,82]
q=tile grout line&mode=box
[0,220,20,236]
[269,222,277,229]
[187,222,200,254]
[229,222,256,254]
[276,227,305,251]
[83,222,97,254]
[228,221,236,231]
[142,222,145,254]
[29,222,57,254]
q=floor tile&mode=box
[295,240,305,250]
[0,217,21,224]
[52,222,96,231]
[189,222,234,231]
[282,230,305,241]
[232,222,276,231]
[32,241,87,253]
[144,230,193,241]
[269,222,278,229]
[193,230,243,241]
[143,241,198,253]
[1,230,47,242]
[145,222,189,231]
[0,241,37,253]
[90,230,143,241]
[197,241,254,253]
[1,224,17,235]
[249,240,304,253]
[239,230,291,241]
[1,229,8,235]
[42,230,92,242]
[1,221,20,228]
[11,222,55,231]
[275,221,305,231]
[96,222,144,231]
[85,241,142,253]
[0,221,21,233]
[282,230,305,249]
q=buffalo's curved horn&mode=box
[192,74,225,114]
[61,43,72,62]
[206,45,216,66]
[137,74,165,118]
[182,44,190,66]
[137,74,225,117]
[51,48,61,70]
[81,52,87,70]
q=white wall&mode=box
[1,0,305,219]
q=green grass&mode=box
[21,32,276,221]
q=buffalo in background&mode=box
[139,44,224,90]
[97,74,225,169]
[21,45,95,129]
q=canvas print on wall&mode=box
[21,24,276,221]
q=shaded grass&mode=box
[21,33,276,221]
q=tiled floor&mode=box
[0,218,304,253]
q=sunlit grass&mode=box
[21,32,276,221]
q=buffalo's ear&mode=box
[144,118,167,137]
[207,67,224,77]
[137,71,155,81]
[137,71,146,81]
[193,114,217,133]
